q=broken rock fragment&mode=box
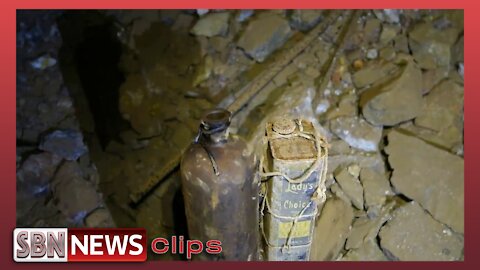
[352,62,397,88]
[393,34,409,54]
[39,129,88,161]
[360,168,394,216]
[237,12,291,62]
[408,22,461,69]
[17,152,62,195]
[330,116,382,152]
[328,152,386,176]
[325,93,358,120]
[342,240,388,261]
[415,79,464,133]
[363,18,381,44]
[360,60,423,126]
[421,67,450,94]
[379,46,396,61]
[386,130,464,233]
[310,197,354,260]
[290,10,323,31]
[16,152,63,218]
[190,12,230,37]
[379,24,398,45]
[330,183,351,206]
[379,201,463,261]
[346,202,394,250]
[334,166,364,209]
[52,162,101,222]
[399,120,462,153]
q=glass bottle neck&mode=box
[201,129,229,144]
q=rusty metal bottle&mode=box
[180,108,259,261]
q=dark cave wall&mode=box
[16,10,114,228]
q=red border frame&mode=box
[4,1,477,269]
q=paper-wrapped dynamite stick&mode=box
[260,118,328,261]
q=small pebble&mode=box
[353,59,364,70]
[348,164,361,178]
[30,55,57,70]
[367,49,378,60]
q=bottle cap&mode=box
[272,118,296,135]
[200,108,231,134]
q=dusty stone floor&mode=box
[16,9,464,261]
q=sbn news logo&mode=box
[13,228,147,262]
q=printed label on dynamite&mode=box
[278,220,311,238]
[277,170,319,216]
[264,169,317,246]
[14,228,147,262]
[263,159,319,247]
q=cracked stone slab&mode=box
[379,201,463,261]
[385,130,464,233]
